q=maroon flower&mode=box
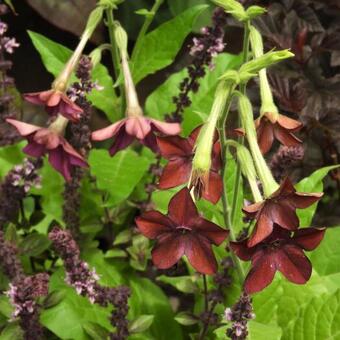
[230,225,325,294]
[6,118,87,181]
[24,90,83,122]
[157,127,222,204]
[256,114,302,154]
[135,187,228,274]
[244,177,323,247]
[91,116,181,156]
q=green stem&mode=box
[105,8,125,112]
[131,0,164,61]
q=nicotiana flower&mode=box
[92,115,181,156]
[6,117,88,181]
[230,225,325,294]
[24,89,83,122]
[135,187,229,274]
[243,177,323,247]
[256,113,302,154]
[157,126,222,204]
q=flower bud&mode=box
[245,6,266,20]
[114,22,128,57]
[211,0,247,21]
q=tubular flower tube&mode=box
[230,225,325,294]
[6,115,88,181]
[136,187,229,275]
[24,6,104,121]
[249,26,302,154]
[92,24,180,156]
[157,126,222,204]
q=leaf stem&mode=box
[131,0,164,61]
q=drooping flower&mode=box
[135,187,229,274]
[92,116,181,156]
[24,90,83,122]
[230,225,325,294]
[243,177,323,247]
[256,113,302,155]
[6,117,87,181]
[157,126,222,204]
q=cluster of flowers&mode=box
[49,227,130,339]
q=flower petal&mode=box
[158,158,191,189]
[244,251,276,294]
[185,234,218,275]
[289,192,323,209]
[6,118,41,136]
[167,187,199,227]
[242,201,264,218]
[24,90,53,105]
[151,233,185,269]
[277,115,302,131]
[274,126,302,147]
[125,117,151,139]
[48,147,72,181]
[193,218,228,245]
[270,201,299,230]
[150,119,181,136]
[109,130,134,156]
[91,120,126,141]
[135,211,174,239]
[23,142,46,158]
[202,170,222,204]
[293,227,325,251]
[248,212,274,247]
[230,240,257,261]
[276,244,312,284]
[257,118,274,154]
[157,136,192,159]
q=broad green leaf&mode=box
[0,142,25,179]
[20,232,51,257]
[31,160,64,225]
[285,290,340,340]
[145,53,242,135]
[40,269,113,340]
[129,315,154,333]
[0,323,23,340]
[83,322,109,340]
[129,277,183,339]
[157,275,198,294]
[88,149,151,206]
[27,31,119,122]
[131,5,209,84]
[174,312,198,326]
[309,226,340,276]
[296,165,339,227]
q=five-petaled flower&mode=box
[135,187,228,274]
[230,225,325,294]
[243,177,323,247]
[256,113,302,154]
[91,116,181,156]
[24,90,83,122]
[157,126,222,204]
[6,118,87,181]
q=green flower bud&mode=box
[114,22,128,56]
[245,5,266,20]
[211,0,247,21]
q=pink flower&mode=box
[24,90,83,122]
[231,225,325,294]
[136,188,229,274]
[6,118,87,181]
[91,116,181,156]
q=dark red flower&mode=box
[135,187,228,274]
[157,126,222,204]
[230,225,325,294]
[91,116,181,156]
[243,177,323,247]
[24,90,83,122]
[6,118,87,181]
[256,114,302,154]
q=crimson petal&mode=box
[230,240,256,261]
[257,119,274,154]
[248,212,274,247]
[290,192,323,209]
[158,158,191,189]
[201,171,222,204]
[193,218,228,245]
[157,136,192,159]
[293,227,325,251]
[270,201,299,230]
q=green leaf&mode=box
[104,249,127,258]
[89,149,151,206]
[157,275,198,294]
[83,322,110,340]
[174,312,198,326]
[20,233,51,257]
[296,165,339,227]
[0,322,23,340]
[129,315,154,333]
[0,142,25,179]
[129,277,183,339]
[40,269,113,340]
[0,296,13,318]
[309,226,340,276]
[145,53,242,135]
[43,290,67,309]
[27,30,119,122]
[131,5,208,84]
